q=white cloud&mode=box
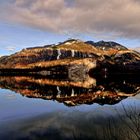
[5,46,16,52]
[1,0,140,39]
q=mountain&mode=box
[0,39,140,74]
[0,39,140,106]
[86,40,127,51]
[0,39,100,69]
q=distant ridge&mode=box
[86,40,127,51]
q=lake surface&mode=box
[0,75,140,140]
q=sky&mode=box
[0,0,140,56]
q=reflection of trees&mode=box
[103,103,140,140]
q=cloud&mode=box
[5,46,16,52]
[1,0,140,39]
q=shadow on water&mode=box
[0,72,140,140]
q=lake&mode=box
[0,75,140,140]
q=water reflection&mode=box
[0,73,139,107]
[0,73,140,140]
[0,101,140,140]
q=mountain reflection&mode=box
[0,74,139,107]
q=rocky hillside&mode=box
[0,39,140,74]
[0,39,99,69]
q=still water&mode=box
[0,75,140,140]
